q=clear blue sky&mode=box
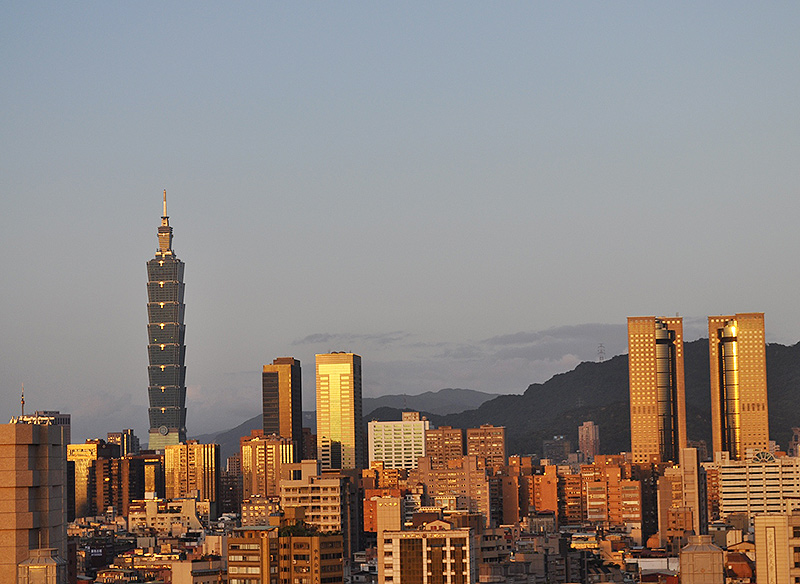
[2,3,799,442]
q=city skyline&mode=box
[3,4,800,443]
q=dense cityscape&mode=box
[3,198,799,584]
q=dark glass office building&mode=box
[146,192,187,450]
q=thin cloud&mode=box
[292,331,410,346]
[483,323,626,346]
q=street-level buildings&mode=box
[379,520,476,584]
[227,526,344,584]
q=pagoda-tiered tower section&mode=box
[146,191,187,450]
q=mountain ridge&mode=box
[195,339,800,461]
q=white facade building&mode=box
[715,453,800,521]
[369,412,430,470]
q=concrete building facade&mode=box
[0,423,68,583]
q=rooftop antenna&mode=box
[162,189,168,218]
[20,384,24,416]
[597,344,605,362]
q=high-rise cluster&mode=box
[628,313,769,463]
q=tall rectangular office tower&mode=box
[316,352,365,470]
[708,313,769,460]
[262,357,303,461]
[628,316,686,464]
[146,191,187,450]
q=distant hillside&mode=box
[194,389,494,460]
[433,339,800,457]
[195,341,800,462]
[364,388,495,416]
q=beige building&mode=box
[754,510,800,584]
[715,452,800,521]
[165,441,220,516]
[240,495,281,527]
[240,431,293,499]
[279,460,359,558]
[679,535,724,584]
[627,316,686,464]
[380,520,476,584]
[582,463,642,528]
[578,421,600,462]
[227,526,344,584]
[708,313,769,460]
[127,498,207,535]
[262,357,303,461]
[316,352,365,470]
[411,455,492,526]
[425,426,464,468]
[0,423,68,583]
[466,425,506,470]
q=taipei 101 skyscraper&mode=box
[146,191,187,450]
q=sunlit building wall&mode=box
[627,316,686,464]
[164,441,220,518]
[316,352,364,470]
[708,313,769,460]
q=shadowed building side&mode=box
[262,357,303,462]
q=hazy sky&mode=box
[2,3,799,443]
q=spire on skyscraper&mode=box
[157,189,173,253]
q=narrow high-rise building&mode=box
[578,421,600,462]
[240,431,294,499]
[316,352,364,470]
[627,316,686,464]
[146,191,187,449]
[708,313,769,460]
[262,357,303,461]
